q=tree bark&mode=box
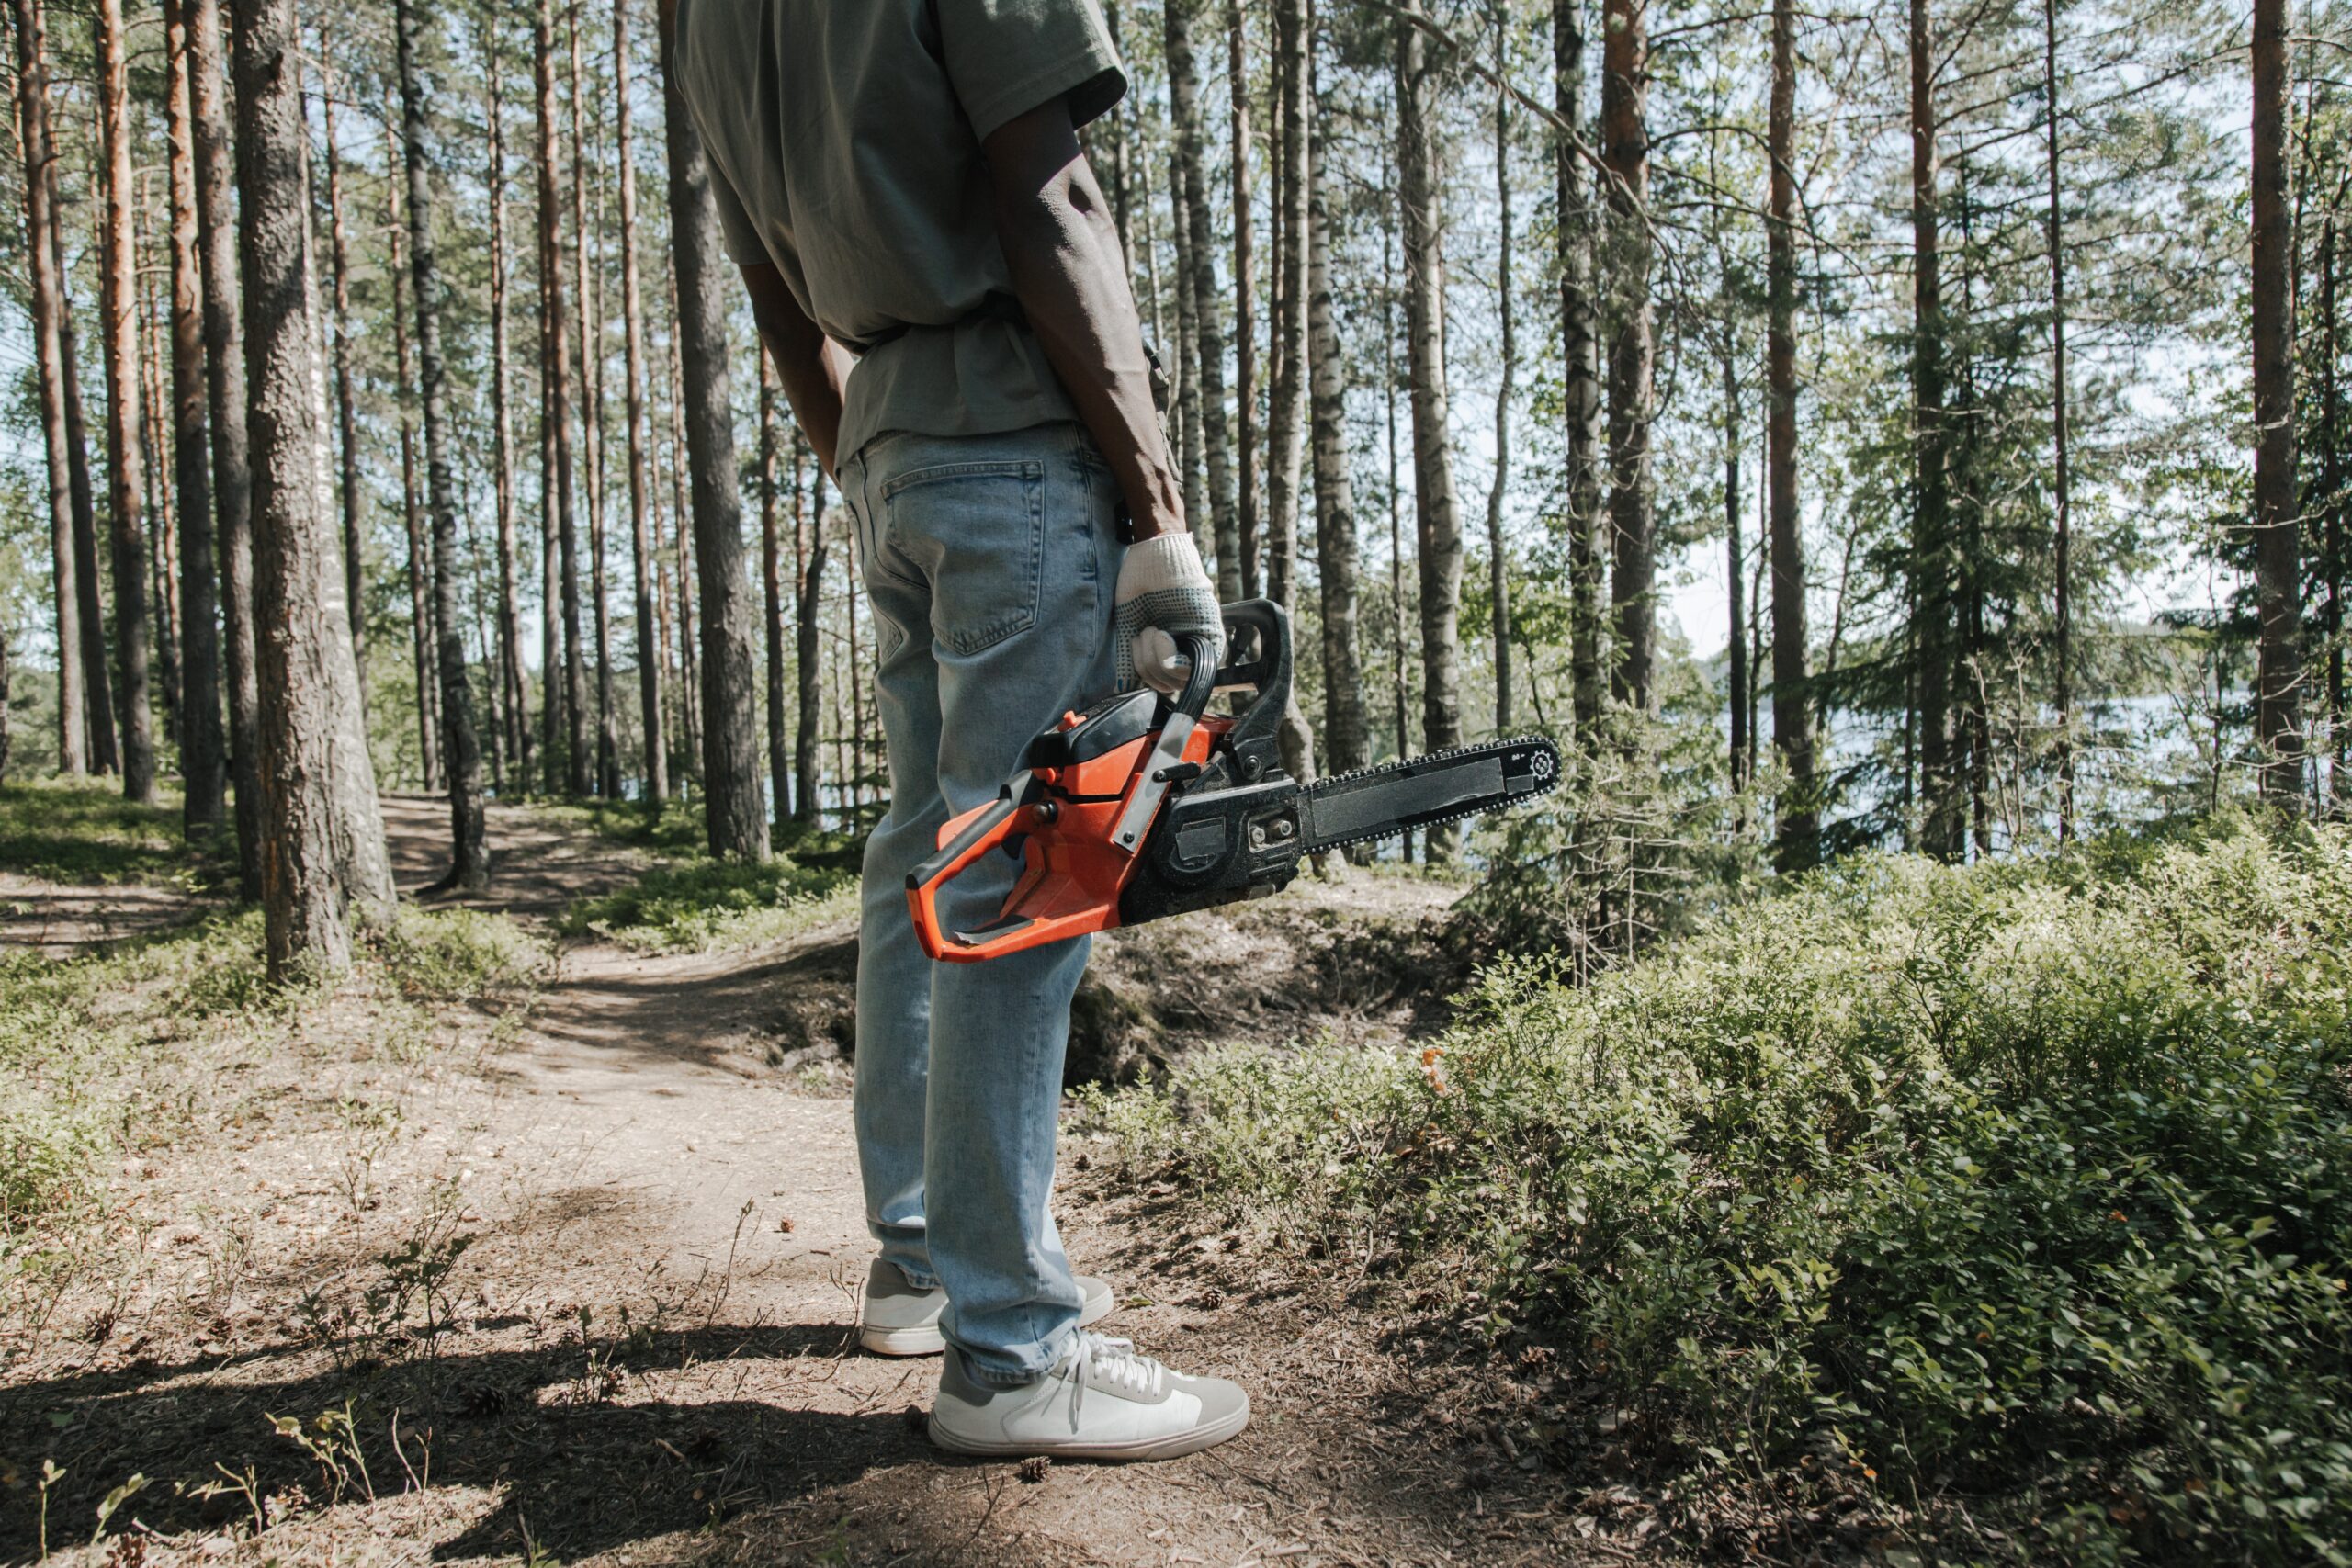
[1552,0,1603,739]
[318,22,367,689]
[795,441,830,824]
[762,364,789,834]
[165,0,226,833]
[485,16,529,787]
[614,0,665,808]
[1227,0,1259,600]
[1397,0,1464,856]
[1768,0,1815,869]
[1909,0,1958,856]
[48,75,117,777]
[1268,0,1308,612]
[385,109,438,791]
[571,0,617,799]
[395,0,488,886]
[1170,150,1208,547]
[1485,6,1514,734]
[96,0,155,802]
[662,21,768,861]
[1165,0,1240,599]
[2042,0,2075,840]
[537,0,588,797]
[1600,0,1655,714]
[232,0,390,978]
[11,0,85,776]
[1307,100,1365,775]
[1725,344,1747,802]
[189,0,260,894]
[2251,0,2302,803]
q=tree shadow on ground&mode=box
[1,1323,935,1562]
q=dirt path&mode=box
[5,802,1623,1566]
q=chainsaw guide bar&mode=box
[905,600,1564,963]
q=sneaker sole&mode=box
[859,1289,1114,1359]
[927,1392,1250,1462]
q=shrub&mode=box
[1088,820,2352,1563]
[557,855,854,952]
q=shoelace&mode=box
[1065,1332,1167,1429]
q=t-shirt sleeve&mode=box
[934,0,1128,145]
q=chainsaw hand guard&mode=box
[906,630,1221,962]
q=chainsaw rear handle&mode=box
[904,631,1217,960]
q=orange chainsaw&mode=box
[907,600,1561,963]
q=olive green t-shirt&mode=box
[671,0,1127,465]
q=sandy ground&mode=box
[1,799,1650,1566]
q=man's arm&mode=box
[741,260,854,479]
[982,98,1184,542]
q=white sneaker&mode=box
[928,1331,1251,1461]
[857,1258,1114,1357]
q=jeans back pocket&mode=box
[880,458,1046,658]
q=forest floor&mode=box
[1,794,1665,1567]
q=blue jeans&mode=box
[836,422,1123,1386]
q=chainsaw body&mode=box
[908,601,1306,963]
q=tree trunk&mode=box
[1551,0,1603,740]
[662,22,768,862]
[763,365,790,834]
[1170,150,1209,547]
[1600,0,1654,714]
[614,0,665,808]
[571,1,617,799]
[2042,0,2075,840]
[48,85,117,777]
[537,0,589,797]
[395,0,488,887]
[11,0,85,776]
[318,23,366,690]
[1384,157,1414,813]
[2251,0,2302,803]
[165,0,226,833]
[189,0,260,894]
[1725,344,1747,802]
[232,0,390,978]
[1307,102,1365,776]
[96,0,155,803]
[2328,211,2347,813]
[667,324,703,782]
[1227,0,1259,600]
[1397,0,1464,856]
[1909,0,1958,857]
[1165,0,1240,599]
[1485,7,1513,734]
[386,112,439,792]
[1768,0,1814,869]
[485,16,529,788]
[1268,0,1308,612]
[796,446,830,823]
[142,273,184,756]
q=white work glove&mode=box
[1114,532,1225,695]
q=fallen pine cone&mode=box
[1018,1455,1051,1483]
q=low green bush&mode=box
[1084,819,2352,1563]
[557,854,854,952]
[379,907,550,998]
[0,778,228,887]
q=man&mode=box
[669,0,1248,1461]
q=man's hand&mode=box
[1115,533,1223,694]
[982,98,1185,541]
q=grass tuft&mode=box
[0,778,230,887]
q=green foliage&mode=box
[0,777,228,887]
[530,796,713,859]
[378,908,550,998]
[558,852,854,953]
[1090,821,2352,1562]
